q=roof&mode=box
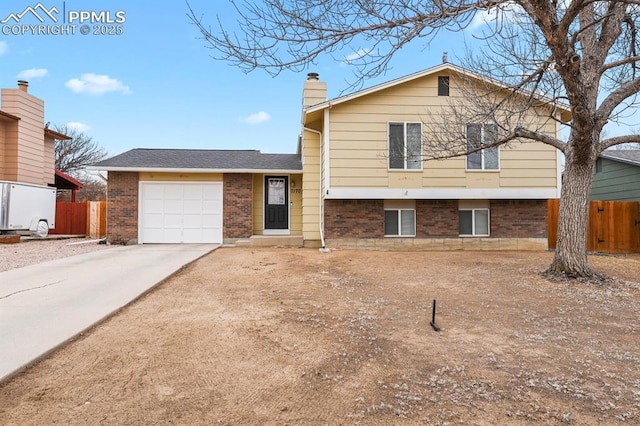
[90,148,302,173]
[55,169,84,190]
[601,150,640,167]
[45,128,71,140]
[0,110,20,121]
[304,62,572,123]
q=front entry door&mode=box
[265,176,288,230]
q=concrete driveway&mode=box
[0,244,219,383]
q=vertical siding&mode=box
[252,174,265,235]
[592,158,640,201]
[302,129,321,241]
[1,88,47,185]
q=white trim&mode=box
[263,229,291,236]
[325,187,557,199]
[89,166,301,174]
[384,208,416,237]
[465,123,501,171]
[458,208,490,237]
[323,109,331,191]
[388,122,423,171]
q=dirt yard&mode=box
[1,248,639,425]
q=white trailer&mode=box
[0,181,56,237]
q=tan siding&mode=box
[43,138,55,185]
[324,72,559,190]
[302,130,321,241]
[252,174,264,235]
[139,172,223,181]
[290,173,303,235]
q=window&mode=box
[389,122,422,170]
[438,76,449,96]
[459,209,490,236]
[385,209,416,237]
[466,124,499,170]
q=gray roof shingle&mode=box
[601,150,640,166]
[92,148,302,171]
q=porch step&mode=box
[236,235,303,248]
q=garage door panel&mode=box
[140,182,223,244]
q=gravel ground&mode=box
[0,237,112,272]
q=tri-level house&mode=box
[94,62,569,249]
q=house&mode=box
[93,63,569,249]
[592,150,640,202]
[0,81,69,186]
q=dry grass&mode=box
[0,248,639,425]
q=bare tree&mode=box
[189,0,640,279]
[54,125,108,177]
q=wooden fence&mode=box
[548,199,640,253]
[50,201,106,238]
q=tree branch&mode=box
[599,134,640,151]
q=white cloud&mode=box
[66,121,91,133]
[65,73,132,95]
[0,41,8,55]
[17,68,48,79]
[470,3,523,30]
[240,111,271,125]
[343,48,372,65]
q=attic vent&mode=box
[438,76,449,96]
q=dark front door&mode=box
[264,176,288,230]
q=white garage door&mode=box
[139,182,223,243]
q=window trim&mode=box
[465,123,500,171]
[388,122,423,171]
[459,208,490,237]
[384,208,416,237]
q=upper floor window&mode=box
[466,123,499,170]
[389,122,422,170]
[438,76,449,96]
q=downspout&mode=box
[303,126,326,249]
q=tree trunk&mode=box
[547,155,595,277]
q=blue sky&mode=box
[0,1,511,157]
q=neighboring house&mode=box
[592,150,640,202]
[0,81,69,186]
[93,62,569,249]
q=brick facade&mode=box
[223,173,253,239]
[324,198,547,240]
[490,199,547,238]
[324,199,384,238]
[106,172,139,244]
[415,200,459,237]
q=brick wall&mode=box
[416,200,459,237]
[107,172,138,244]
[490,199,547,238]
[223,173,253,239]
[324,199,384,238]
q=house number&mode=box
[291,189,302,194]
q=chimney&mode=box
[302,72,326,108]
[17,80,29,93]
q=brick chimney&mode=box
[17,80,29,92]
[302,72,326,108]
